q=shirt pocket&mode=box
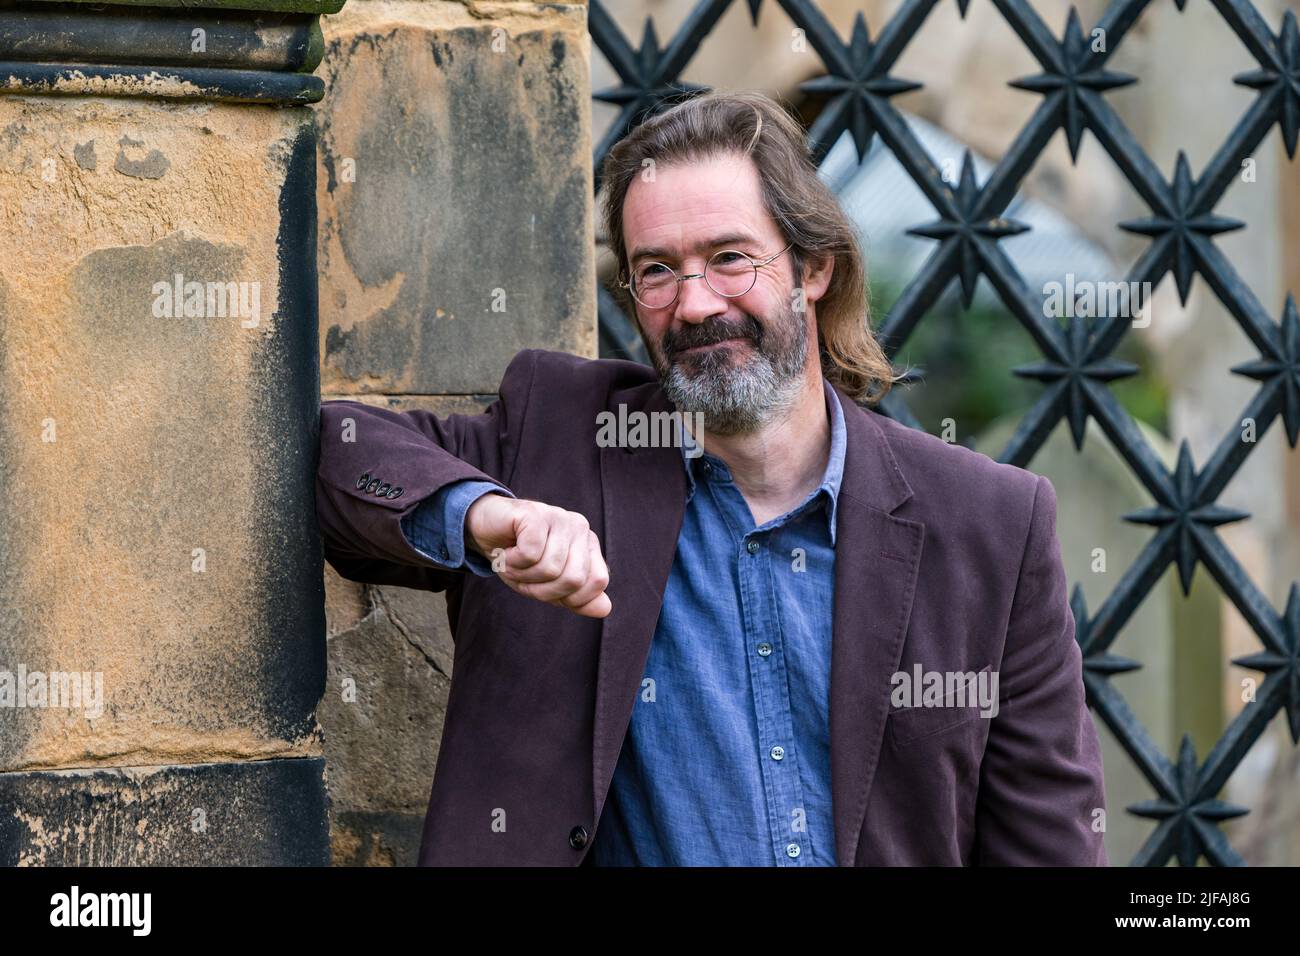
[886,663,995,746]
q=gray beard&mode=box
[656,303,809,436]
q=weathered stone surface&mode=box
[321,599,451,865]
[0,97,324,774]
[316,0,595,396]
[330,808,425,866]
[0,758,331,866]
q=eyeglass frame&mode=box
[618,241,796,310]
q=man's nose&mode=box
[673,271,731,324]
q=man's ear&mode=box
[802,254,834,303]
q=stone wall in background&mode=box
[314,0,594,866]
[0,0,337,866]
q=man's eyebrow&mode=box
[630,233,762,264]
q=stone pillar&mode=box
[312,0,594,864]
[0,0,342,864]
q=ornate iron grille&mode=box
[588,0,1300,866]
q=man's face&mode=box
[621,152,824,435]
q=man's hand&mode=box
[464,494,612,619]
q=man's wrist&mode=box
[464,491,509,559]
[403,480,513,573]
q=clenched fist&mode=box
[464,494,612,619]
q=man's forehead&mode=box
[622,158,771,257]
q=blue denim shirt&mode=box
[401,380,846,866]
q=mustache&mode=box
[662,315,762,359]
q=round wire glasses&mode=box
[620,241,794,310]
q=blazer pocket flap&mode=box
[887,664,995,745]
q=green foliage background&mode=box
[866,274,1170,444]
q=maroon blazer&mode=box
[316,348,1108,866]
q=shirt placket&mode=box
[704,471,809,866]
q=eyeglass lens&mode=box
[632,250,757,308]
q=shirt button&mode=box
[746,540,760,554]
[770,745,785,761]
[757,642,772,657]
[786,843,801,859]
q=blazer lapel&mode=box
[592,384,688,825]
[829,387,924,865]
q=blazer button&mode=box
[387,487,403,499]
[356,472,370,490]
[366,478,381,494]
[377,482,392,496]
[568,825,588,850]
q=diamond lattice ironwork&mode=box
[589,0,1300,866]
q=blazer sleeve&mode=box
[315,348,540,593]
[973,474,1109,865]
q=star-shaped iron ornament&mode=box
[1232,583,1300,745]
[1118,152,1245,306]
[1008,7,1136,162]
[1122,441,1250,595]
[1233,9,1300,158]
[799,12,923,164]
[1071,586,1142,703]
[1128,735,1250,868]
[905,150,1030,308]
[1230,294,1300,447]
[1013,315,1139,450]
[591,16,708,114]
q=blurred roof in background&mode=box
[820,108,1119,310]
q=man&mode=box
[315,90,1108,866]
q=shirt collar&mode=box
[678,379,847,544]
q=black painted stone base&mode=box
[0,757,331,865]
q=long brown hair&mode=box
[600,90,900,406]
